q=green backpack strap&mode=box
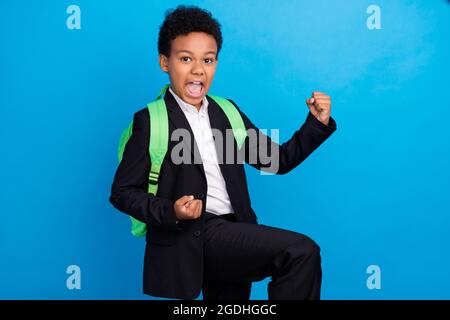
[118,85,170,237]
[147,84,170,196]
[207,94,248,149]
[130,84,170,237]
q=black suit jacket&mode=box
[109,89,337,299]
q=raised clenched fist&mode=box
[306,92,332,126]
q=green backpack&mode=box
[118,84,248,237]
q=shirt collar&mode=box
[169,87,209,116]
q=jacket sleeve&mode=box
[109,109,179,231]
[228,99,337,175]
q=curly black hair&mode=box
[158,5,223,58]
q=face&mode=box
[159,32,218,108]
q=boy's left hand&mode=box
[306,92,331,126]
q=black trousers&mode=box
[202,212,322,300]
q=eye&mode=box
[204,58,215,64]
[180,56,192,63]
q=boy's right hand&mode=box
[174,195,203,220]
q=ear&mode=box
[159,54,169,73]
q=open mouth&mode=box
[185,81,204,98]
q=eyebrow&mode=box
[175,50,217,55]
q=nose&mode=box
[191,60,205,76]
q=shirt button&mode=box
[193,230,201,237]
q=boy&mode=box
[110,5,336,300]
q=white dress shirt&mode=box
[169,87,234,216]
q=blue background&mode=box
[1,0,449,299]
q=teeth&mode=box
[191,81,201,85]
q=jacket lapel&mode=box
[206,95,242,214]
[206,95,231,162]
[206,95,236,182]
